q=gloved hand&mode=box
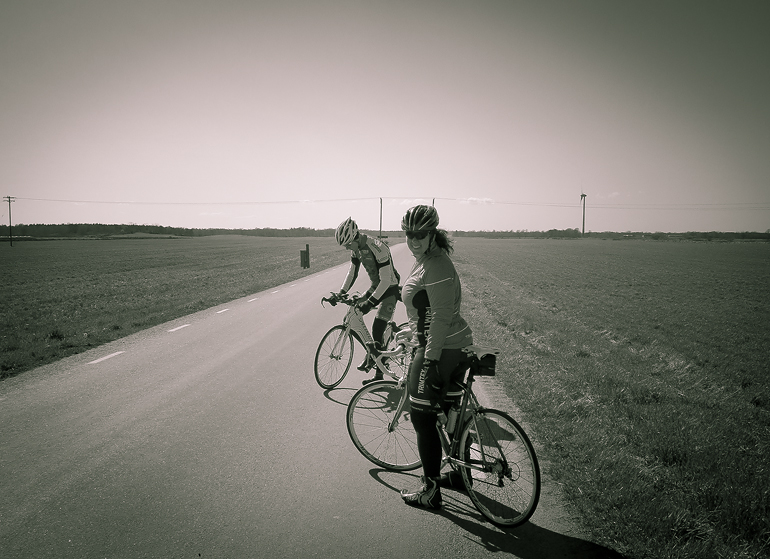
[393,327,416,347]
[421,359,442,394]
[357,299,374,315]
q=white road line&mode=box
[216,309,230,314]
[271,290,279,294]
[168,324,190,332]
[248,298,258,302]
[88,351,124,364]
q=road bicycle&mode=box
[314,292,410,389]
[346,344,541,527]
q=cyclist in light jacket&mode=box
[334,217,401,383]
[398,205,473,509]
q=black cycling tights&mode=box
[411,408,442,479]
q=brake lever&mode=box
[321,296,338,308]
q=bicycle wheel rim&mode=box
[459,410,541,526]
[346,380,421,471]
[314,325,354,389]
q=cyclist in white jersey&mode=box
[333,217,401,384]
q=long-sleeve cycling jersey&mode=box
[340,234,400,303]
[402,245,472,361]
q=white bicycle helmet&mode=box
[401,205,439,232]
[335,217,359,246]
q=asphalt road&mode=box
[0,243,622,559]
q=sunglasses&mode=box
[405,230,431,240]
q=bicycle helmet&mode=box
[335,217,359,246]
[401,205,439,232]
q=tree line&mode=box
[0,223,336,238]
[1,223,767,241]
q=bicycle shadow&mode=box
[320,374,388,407]
[321,386,357,407]
[368,469,627,559]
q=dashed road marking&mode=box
[168,324,190,332]
[88,351,124,364]
[216,309,230,314]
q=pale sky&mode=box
[1,0,768,233]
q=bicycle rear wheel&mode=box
[458,409,541,527]
[314,325,354,389]
[346,380,421,471]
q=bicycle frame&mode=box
[342,304,376,348]
[439,374,497,476]
[380,350,507,476]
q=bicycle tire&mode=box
[314,325,354,389]
[458,409,541,527]
[346,380,421,471]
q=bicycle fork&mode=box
[330,325,353,360]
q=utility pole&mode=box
[580,192,587,236]
[3,196,14,247]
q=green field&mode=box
[2,236,768,558]
[452,238,769,559]
[0,236,348,379]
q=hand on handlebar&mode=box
[322,292,341,306]
[356,298,374,315]
[394,328,417,347]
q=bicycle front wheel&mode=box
[346,380,421,471]
[314,325,354,389]
[458,409,541,527]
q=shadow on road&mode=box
[322,386,357,406]
[369,469,626,559]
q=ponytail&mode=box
[432,229,454,254]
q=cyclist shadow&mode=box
[369,469,627,559]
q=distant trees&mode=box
[454,228,582,239]
[1,224,768,242]
[0,223,337,239]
